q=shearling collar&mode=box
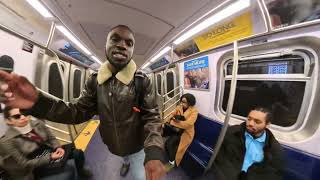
[97,60,136,85]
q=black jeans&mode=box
[165,135,181,162]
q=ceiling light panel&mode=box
[56,25,91,55]
[26,0,53,18]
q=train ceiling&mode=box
[0,0,226,68]
[43,0,225,67]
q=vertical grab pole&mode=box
[48,22,75,143]
[161,45,173,120]
[204,41,239,173]
[257,0,272,32]
[46,21,56,48]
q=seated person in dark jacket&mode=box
[0,107,91,180]
[198,107,284,180]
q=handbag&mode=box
[32,144,73,177]
[163,117,184,137]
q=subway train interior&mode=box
[0,0,320,179]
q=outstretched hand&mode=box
[0,70,38,109]
[145,160,166,180]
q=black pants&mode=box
[67,145,86,172]
[165,135,181,162]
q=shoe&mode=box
[120,163,130,177]
[79,167,93,178]
[165,162,175,172]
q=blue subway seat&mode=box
[180,114,222,177]
[179,113,320,180]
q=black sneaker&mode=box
[120,163,130,177]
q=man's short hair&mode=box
[251,107,273,124]
[109,25,134,35]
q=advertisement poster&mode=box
[174,12,253,59]
[22,41,34,53]
[193,12,253,52]
[184,56,209,90]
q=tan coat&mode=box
[0,120,60,180]
[166,105,198,165]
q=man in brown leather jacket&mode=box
[0,25,165,180]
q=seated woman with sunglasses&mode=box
[0,107,90,180]
[164,93,198,167]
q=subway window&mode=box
[157,74,162,95]
[48,63,63,99]
[221,52,312,128]
[73,69,82,98]
[166,72,175,98]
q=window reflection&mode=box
[222,80,305,127]
[266,0,320,29]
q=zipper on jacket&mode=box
[111,78,121,152]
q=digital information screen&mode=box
[59,43,95,65]
[268,62,288,74]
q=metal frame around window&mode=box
[165,69,177,99]
[46,61,68,100]
[69,66,85,101]
[219,48,315,131]
[155,73,163,96]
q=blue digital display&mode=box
[268,62,288,74]
[59,43,95,65]
[150,57,169,70]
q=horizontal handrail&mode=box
[0,22,90,68]
[0,23,46,49]
[45,124,70,135]
[162,86,182,98]
[55,137,72,143]
[163,91,182,106]
[164,109,177,120]
[163,99,180,113]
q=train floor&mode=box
[82,129,191,180]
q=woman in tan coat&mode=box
[165,93,198,166]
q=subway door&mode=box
[155,71,164,118]
[147,72,155,97]
[163,68,179,120]
[39,54,69,100]
[68,64,89,135]
[69,64,85,103]
[40,55,73,144]
[84,68,96,81]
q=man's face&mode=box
[246,110,269,137]
[105,27,135,70]
[6,108,30,127]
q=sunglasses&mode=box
[9,114,23,120]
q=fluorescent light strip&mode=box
[173,0,250,45]
[91,55,102,64]
[142,62,151,69]
[26,0,53,18]
[56,25,91,55]
[150,46,171,62]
